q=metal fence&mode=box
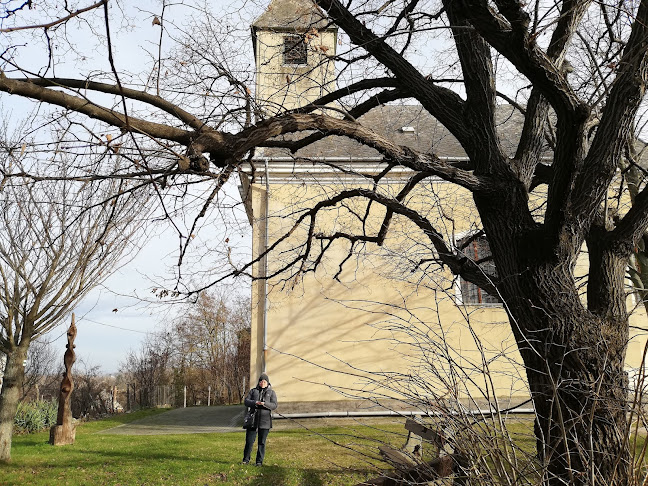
[123,381,248,411]
[125,384,175,410]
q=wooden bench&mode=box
[357,418,466,486]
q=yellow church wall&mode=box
[261,264,527,404]
[248,173,648,405]
[250,177,524,404]
[249,182,270,384]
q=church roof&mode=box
[252,0,333,32]
[255,104,534,161]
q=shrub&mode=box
[14,399,58,434]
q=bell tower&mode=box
[252,0,338,114]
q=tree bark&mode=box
[481,197,631,485]
[0,341,29,463]
[522,309,629,486]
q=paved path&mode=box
[99,406,245,435]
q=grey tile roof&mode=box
[256,104,540,160]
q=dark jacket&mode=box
[244,385,278,429]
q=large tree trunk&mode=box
[502,249,629,485]
[497,264,631,485]
[523,313,629,486]
[479,190,632,485]
[0,342,29,463]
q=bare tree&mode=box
[0,144,151,461]
[69,359,112,418]
[120,327,174,408]
[21,337,58,402]
[173,292,250,404]
[3,0,648,483]
[120,292,250,406]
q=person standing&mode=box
[242,373,278,466]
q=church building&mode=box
[240,0,648,412]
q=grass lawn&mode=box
[1,409,408,486]
[9,409,642,485]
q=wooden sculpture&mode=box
[49,313,77,445]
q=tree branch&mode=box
[290,77,400,114]
[290,188,499,292]
[315,0,469,146]
[459,0,586,119]
[269,87,407,152]
[5,76,210,132]
[610,184,648,254]
[0,0,106,33]
[570,0,648,243]
[512,0,592,189]
[239,113,486,191]
[443,0,504,172]
[0,74,197,144]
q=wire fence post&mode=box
[208,385,211,406]
[183,386,187,408]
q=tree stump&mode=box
[49,314,77,446]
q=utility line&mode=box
[80,317,150,334]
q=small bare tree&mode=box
[173,292,250,404]
[0,145,151,462]
[120,291,250,406]
[121,329,174,408]
[21,338,58,402]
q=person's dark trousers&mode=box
[243,428,270,464]
[255,428,269,464]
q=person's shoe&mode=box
[242,459,249,465]
[255,463,262,467]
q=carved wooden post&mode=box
[49,313,77,446]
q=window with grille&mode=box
[458,235,500,305]
[283,36,307,65]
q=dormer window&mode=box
[283,35,307,65]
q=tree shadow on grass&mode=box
[236,464,374,486]
[300,468,325,486]
[11,436,46,447]
[8,432,379,485]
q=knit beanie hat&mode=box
[258,373,269,383]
